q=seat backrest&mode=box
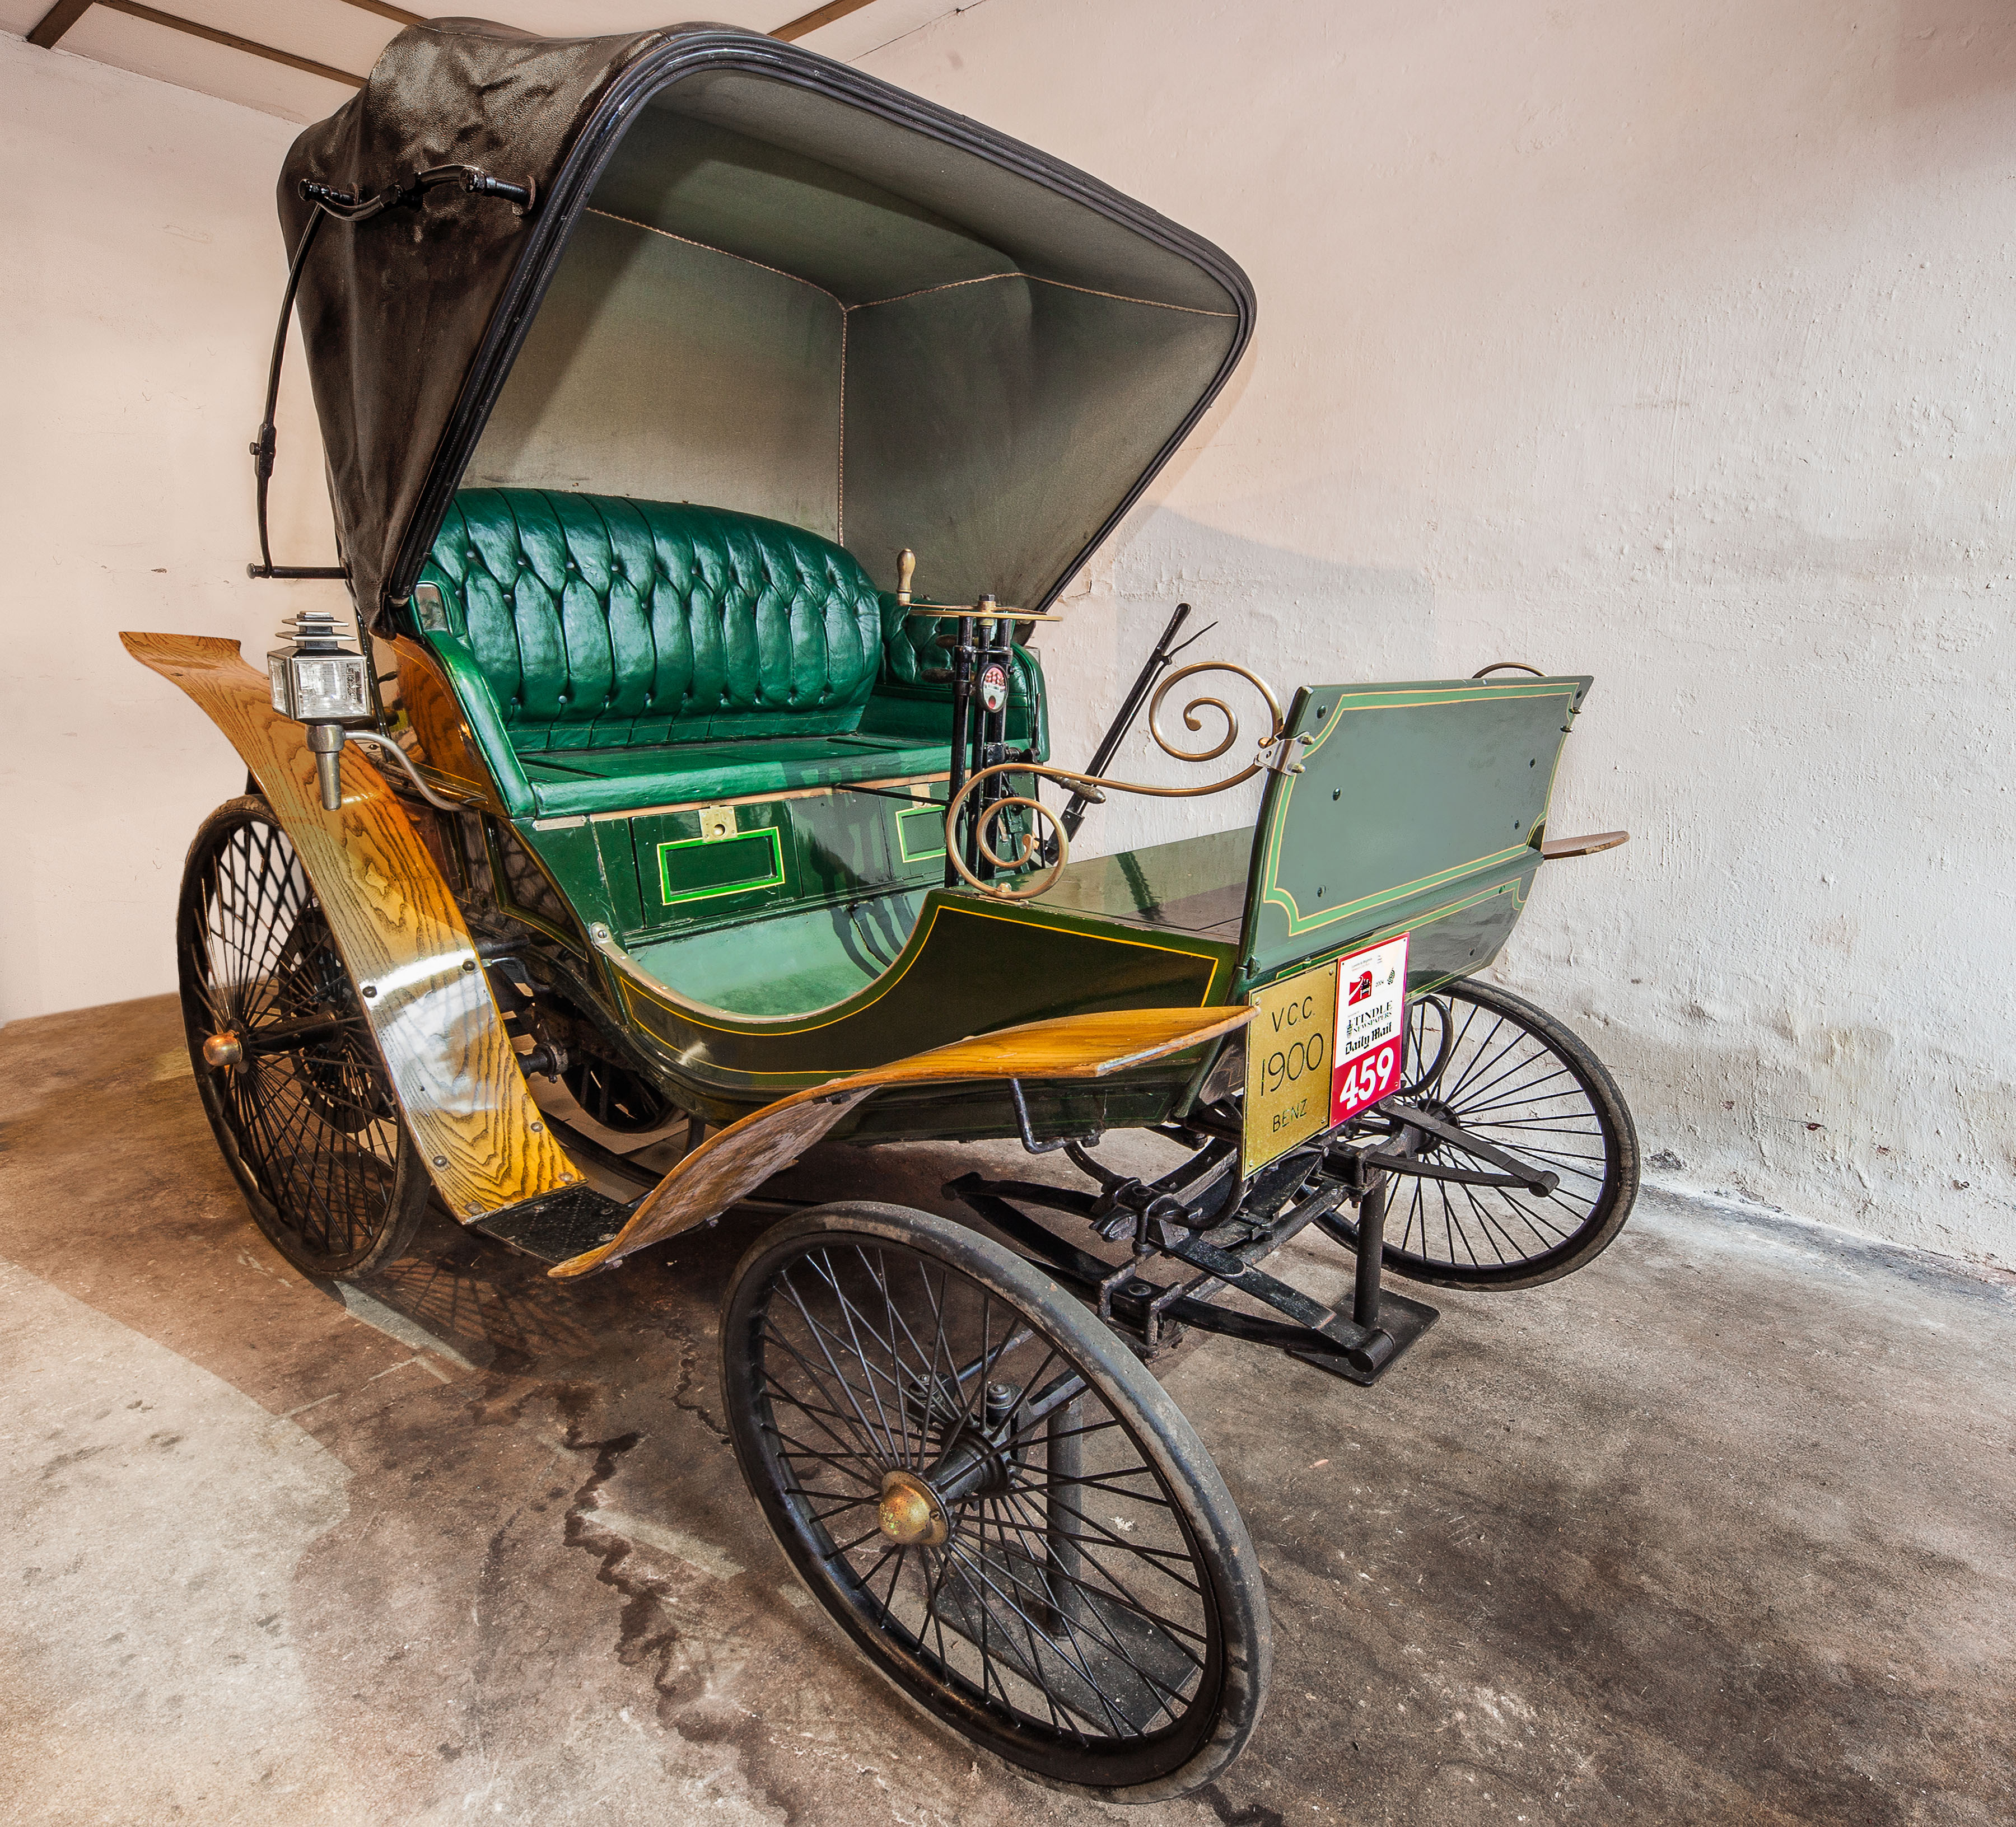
[417,489,887,751]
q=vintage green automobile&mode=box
[132,17,1636,1802]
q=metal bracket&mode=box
[1372,1097,1560,1195]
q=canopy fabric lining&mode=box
[274,21,1252,627]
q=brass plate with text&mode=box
[1241,959,1337,1175]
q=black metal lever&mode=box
[1060,601,1203,839]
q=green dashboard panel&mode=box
[1239,676,1592,990]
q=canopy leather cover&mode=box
[278,17,1253,630]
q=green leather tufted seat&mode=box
[412,489,1037,819]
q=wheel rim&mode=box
[180,811,410,1272]
[739,1235,1227,1784]
[1356,985,1622,1280]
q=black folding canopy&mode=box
[278,17,1254,629]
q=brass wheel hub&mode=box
[202,1031,245,1069]
[878,1469,949,1546]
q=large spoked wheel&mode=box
[1338,976,1640,1290]
[720,1203,1270,1801]
[177,797,430,1278]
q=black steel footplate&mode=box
[474,1184,637,1265]
[948,1174,1438,1387]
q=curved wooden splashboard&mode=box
[123,632,582,1219]
[550,1003,1253,1278]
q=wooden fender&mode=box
[124,632,583,1219]
[551,1003,1254,1278]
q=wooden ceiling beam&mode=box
[772,0,885,43]
[92,1,366,86]
[331,0,423,24]
[30,1,892,91]
[26,0,93,48]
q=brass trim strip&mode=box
[580,770,950,824]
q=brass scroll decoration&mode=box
[943,661,1294,900]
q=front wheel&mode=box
[1333,976,1640,1290]
[178,797,431,1278]
[720,1202,1271,1801]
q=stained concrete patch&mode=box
[0,1255,363,1824]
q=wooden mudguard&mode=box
[123,632,584,1219]
[550,1004,1254,1278]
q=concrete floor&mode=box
[2,994,2012,1827]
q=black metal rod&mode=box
[1353,1183,1387,1329]
[974,614,1013,880]
[942,613,977,889]
[249,205,328,580]
[1061,602,1192,838]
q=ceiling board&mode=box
[7,1,963,124]
[56,4,357,120]
[156,0,400,76]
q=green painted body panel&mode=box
[1237,677,1591,991]
[616,890,1234,1105]
[1040,826,1250,941]
[655,825,785,905]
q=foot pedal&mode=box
[473,1186,634,1265]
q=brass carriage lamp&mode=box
[267,610,372,811]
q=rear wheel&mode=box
[177,797,430,1278]
[1334,976,1639,1289]
[720,1203,1270,1801]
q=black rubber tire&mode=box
[1329,976,1639,1291]
[720,1202,1271,1802]
[178,797,431,1278]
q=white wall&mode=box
[859,0,2016,1269]
[4,6,2012,1270]
[0,31,338,1023]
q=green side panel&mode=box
[792,791,893,900]
[895,801,947,863]
[1239,676,1592,989]
[618,891,1234,1097]
[657,828,786,905]
[507,818,617,945]
[842,1068,1191,1146]
[1042,827,1250,937]
[592,819,646,932]
[633,803,796,925]
[634,890,925,1016]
